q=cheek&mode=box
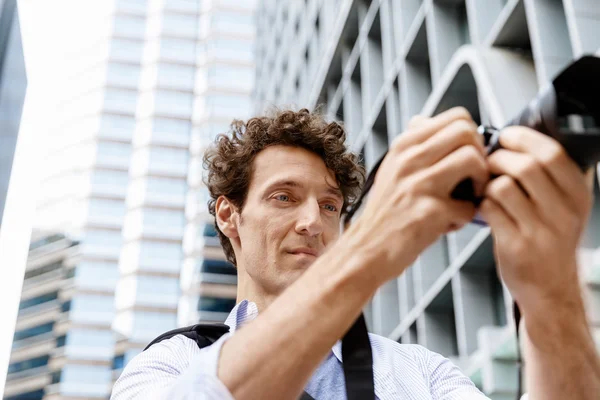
[324,220,341,244]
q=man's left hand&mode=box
[478,126,594,311]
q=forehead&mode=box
[250,145,339,192]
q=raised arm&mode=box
[479,126,600,399]
[216,108,490,399]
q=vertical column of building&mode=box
[14,2,148,399]
[112,0,200,373]
[179,0,257,327]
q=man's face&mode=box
[234,145,344,295]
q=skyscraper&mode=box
[254,0,600,398]
[5,0,257,398]
[0,0,27,227]
[7,2,143,398]
[112,0,256,375]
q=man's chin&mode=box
[286,252,318,269]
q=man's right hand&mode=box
[350,107,490,283]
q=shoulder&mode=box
[142,334,200,369]
[114,335,198,387]
[368,333,434,367]
[368,333,486,398]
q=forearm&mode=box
[522,288,600,400]
[218,228,385,400]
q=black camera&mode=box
[451,55,600,224]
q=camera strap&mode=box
[341,313,375,400]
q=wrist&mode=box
[325,227,383,295]
[520,286,587,348]
[513,258,582,312]
[341,214,419,287]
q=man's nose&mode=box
[295,200,323,237]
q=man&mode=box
[111,108,600,399]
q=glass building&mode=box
[111,0,256,378]
[0,0,27,227]
[5,0,256,398]
[254,1,600,399]
[4,234,79,400]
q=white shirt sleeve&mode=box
[110,333,235,400]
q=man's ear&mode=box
[215,196,240,239]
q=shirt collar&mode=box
[224,299,259,332]
[225,299,344,361]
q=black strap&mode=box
[342,314,375,400]
[144,319,375,400]
[298,391,316,400]
[144,323,319,400]
[143,323,230,351]
[513,302,523,400]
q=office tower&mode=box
[6,0,257,397]
[0,0,27,226]
[7,0,257,397]
[178,0,255,329]
[111,0,256,378]
[5,2,145,399]
[254,1,600,398]
[4,235,79,400]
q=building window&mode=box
[203,224,217,237]
[197,296,236,313]
[61,300,72,313]
[28,234,64,251]
[19,292,58,311]
[51,369,62,384]
[13,323,54,342]
[56,335,66,348]
[200,259,236,276]
[4,389,44,400]
[65,266,76,279]
[23,262,62,280]
[8,355,50,374]
[112,354,125,370]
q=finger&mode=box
[479,197,518,239]
[484,175,539,234]
[391,107,474,153]
[407,115,428,130]
[418,118,485,163]
[422,144,489,198]
[499,126,589,210]
[442,198,478,232]
[416,196,477,234]
[487,150,571,232]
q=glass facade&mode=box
[0,0,27,227]
[5,237,77,399]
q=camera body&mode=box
[451,55,600,224]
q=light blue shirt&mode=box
[111,300,490,399]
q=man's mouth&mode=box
[288,247,319,257]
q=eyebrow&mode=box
[264,179,344,200]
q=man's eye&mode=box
[323,204,338,212]
[275,194,290,202]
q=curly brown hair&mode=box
[203,108,366,265]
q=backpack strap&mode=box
[143,322,230,351]
[143,319,377,400]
